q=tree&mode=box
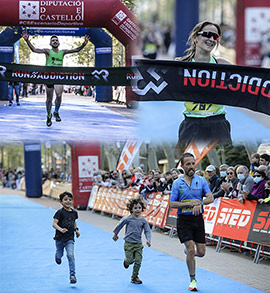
[68,40,94,67]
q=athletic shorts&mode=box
[178,114,231,144]
[176,214,206,244]
[46,84,54,88]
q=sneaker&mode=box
[53,112,61,122]
[17,102,20,106]
[123,261,129,269]
[189,280,198,291]
[131,277,142,284]
[46,113,52,127]
[70,274,77,284]
[9,102,12,106]
[55,258,61,265]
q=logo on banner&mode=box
[91,70,109,82]
[78,156,98,178]
[0,65,6,78]
[217,207,251,228]
[112,10,127,25]
[132,67,168,95]
[19,1,39,20]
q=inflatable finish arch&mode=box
[0,0,140,105]
[0,0,139,63]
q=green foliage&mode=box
[19,38,31,64]
[68,39,94,67]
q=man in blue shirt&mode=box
[170,153,214,291]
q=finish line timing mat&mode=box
[0,195,264,293]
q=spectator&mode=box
[221,166,238,198]
[249,153,260,176]
[242,170,267,201]
[258,180,270,204]
[259,153,270,178]
[205,165,221,193]
[8,81,20,106]
[236,165,254,203]
[195,170,204,177]
[170,168,181,181]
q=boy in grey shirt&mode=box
[113,195,151,284]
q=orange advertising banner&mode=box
[92,187,170,228]
[212,198,257,241]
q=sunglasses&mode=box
[254,175,261,178]
[198,31,220,41]
[227,172,233,175]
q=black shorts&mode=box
[178,114,231,144]
[176,214,206,244]
[46,84,54,88]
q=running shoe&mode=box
[55,257,61,265]
[17,102,20,106]
[70,274,77,284]
[131,277,142,284]
[9,102,12,106]
[53,112,61,122]
[189,280,198,291]
[123,260,129,269]
[46,113,52,127]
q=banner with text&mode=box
[165,198,270,246]
[92,187,170,229]
[133,59,270,116]
[0,62,135,86]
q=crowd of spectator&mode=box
[93,152,270,205]
[0,168,24,189]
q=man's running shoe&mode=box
[123,260,129,269]
[189,280,198,291]
[53,112,61,122]
[131,277,142,284]
[70,274,77,284]
[55,257,61,265]
[46,113,52,127]
[9,102,12,106]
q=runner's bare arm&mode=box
[202,192,214,205]
[22,31,49,55]
[216,57,232,65]
[62,34,90,56]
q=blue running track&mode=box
[0,95,137,142]
[0,195,264,293]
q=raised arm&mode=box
[22,31,49,55]
[62,34,90,56]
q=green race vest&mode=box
[46,49,64,67]
[183,56,226,118]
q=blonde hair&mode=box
[176,21,221,62]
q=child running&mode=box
[52,192,80,284]
[112,195,151,284]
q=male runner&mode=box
[22,31,89,126]
[170,153,214,291]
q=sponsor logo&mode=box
[252,211,270,233]
[203,206,217,222]
[91,69,109,82]
[19,1,40,20]
[216,207,251,228]
[132,67,168,95]
[0,65,7,78]
[111,10,127,25]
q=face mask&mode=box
[237,174,245,181]
[253,176,262,184]
[220,171,226,177]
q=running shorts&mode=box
[176,214,206,244]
